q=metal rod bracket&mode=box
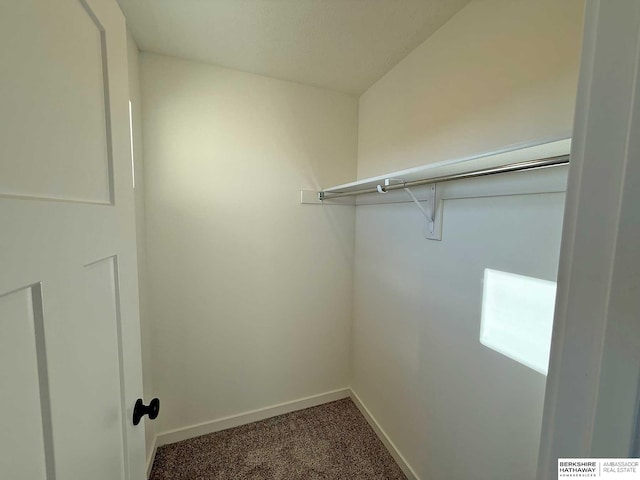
[404,184,442,240]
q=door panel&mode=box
[0,0,113,204]
[0,285,52,480]
[79,256,127,480]
[0,0,146,478]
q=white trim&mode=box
[322,138,571,194]
[146,387,417,479]
[146,436,157,480]
[538,1,640,477]
[154,388,350,448]
[349,389,419,480]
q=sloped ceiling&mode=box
[117,0,470,95]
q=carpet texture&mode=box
[149,398,407,480]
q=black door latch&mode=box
[133,398,160,425]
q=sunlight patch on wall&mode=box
[480,269,557,375]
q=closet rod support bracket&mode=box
[404,184,442,241]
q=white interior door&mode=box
[0,0,146,479]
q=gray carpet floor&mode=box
[149,398,407,479]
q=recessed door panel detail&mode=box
[0,0,113,204]
[0,0,145,475]
[82,256,127,480]
[0,284,53,480]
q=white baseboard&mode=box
[146,436,158,479]
[349,388,419,480]
[154,387,351,449]
[146,387,415,480]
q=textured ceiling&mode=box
[117,0,471,95]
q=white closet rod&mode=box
[319,154,570,200]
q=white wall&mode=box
[352,1,585,479]
[140,53,358,435]
[126,31,155,463]
[358,0,584,179]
